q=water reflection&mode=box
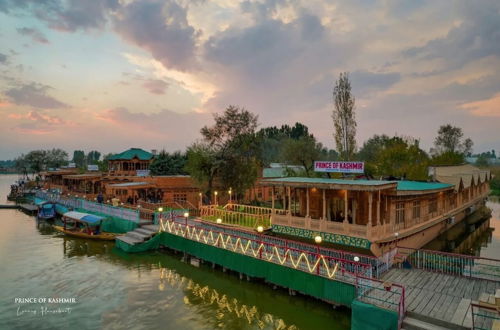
[424,200,500,258]
[159,268,297,330]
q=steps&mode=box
[116,224,159,246]
[403,311,468,330]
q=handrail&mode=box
[470,303,500,330]
[355,275,406,328]
[160,217,372,281]
[396,246,500,282]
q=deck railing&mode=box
[35,191,140,222]
[200,206,271,229]
[356,275,406,328]
[396,246,500,282]
[471,303,500,330]
[159,218,372,282]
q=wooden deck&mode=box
[382,268,500,329]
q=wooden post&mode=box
[287,187,291,214]
[282,187,286,211]
[322,189,326,220]
[377,190,381,226]
[344,190,348,223]
[368,192,373,226]
[306,188,310,217]
[271,186,275,210]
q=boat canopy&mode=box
[63,211,105,225]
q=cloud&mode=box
[4,82,68,109]
[350,71,401,95]
[461,93,500,117]
[0,52,8,65]
[16,27,49,44]
[142,79,169,95]
[95,107,211,148]
[114,0,198,71]
[0,0,119,32]
[403,1,500,72]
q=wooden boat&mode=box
[36,201,56,220]
[54,211,117,241]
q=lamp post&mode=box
[257,225,264,259]
[214,191,218,205]
[184,212,189,226]
[228,188,232,203]
[199,192,202,208]
[314,235,322,274]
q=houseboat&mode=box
[259,164,491,257]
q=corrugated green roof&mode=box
[108,148,154,161]
[396,181,453,191]
[262,177,454,191]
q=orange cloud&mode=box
[461,93,500,117]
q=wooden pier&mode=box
[381,268,500,329]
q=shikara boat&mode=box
[54,211,117,241]
[36,201,56,220]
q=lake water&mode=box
[0,174,350,330]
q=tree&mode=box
[72,150,85,168]
[185,143,218,199]
[332,72,357,160]
[45,148,68,169]
[187,105,260,198]
[432,124,473,155]
[87,151,101,164]
[375,137,429,180]
[97,153,114,172]
[281,136,323,177]
[257,122,315,166]
[150,150,187,175]
[475,155,489,167]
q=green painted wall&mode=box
[351,300,398,330]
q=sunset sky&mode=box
[0,0,499,160]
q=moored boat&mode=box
[36,201,57,220]
[54,211,117,241]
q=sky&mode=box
[0,0,499,160]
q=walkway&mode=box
[382,268,500,328]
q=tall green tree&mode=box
[87,151,101,164]
[72,150,86,168]
[281,136,323,177]
[150,150,187,175]
[187,106,260,199]
[432,124,473,155]
[97,153,114,172]
[45,148,69,169]
[332,72,357,160]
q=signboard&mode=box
[136,170,150,177]
[68,162,76,168]
[87,165,99,171]
[314,161,364,174]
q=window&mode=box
[396,202,405,224]
[428,199,437,214]
[173,193,187,203]
[412,201,421,219]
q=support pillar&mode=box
[368,192,373,226]
[322,189,326,220]
[287,187,291,214]
[306,188,310,217]
[271,186,275,210]
[344,190,348,223]
[377,191,381,226]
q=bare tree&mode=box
[332,72,357,161]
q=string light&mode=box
[159,219,346,279]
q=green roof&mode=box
[396,181,453,191]
[262,177,454,191]
[108,148,154,161]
